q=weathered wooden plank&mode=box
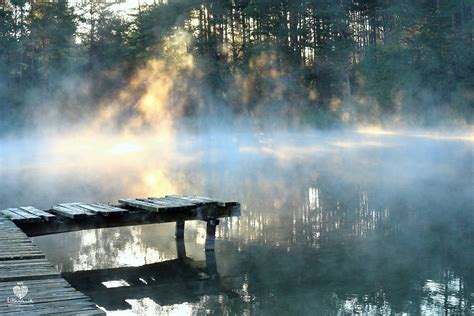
[0,210,25,221]
[92,203,128,213]
[75,203,127,215]
[0,251,44,257]
[0,241,37,247]
[19,207,55,220]
[0,285,80,296]
[0,278,73,289]
[0,290,85,302]
[118,198,162,212]
[0,250,44,263]
[153,196,192,206]
[140,198,176,209]
[155,196,196,207]
[0,267,56,276]
[70,204,101,215]
[59,204,95,216]
[0,300,103,314]
[165,195,208,205]
[0,233,28,237]
[0,280,82,291]
[0,258,53,267]
[0,298,96,308]
[0,291,89,301]
[0,246,36,252]
[0,238,30,243]
[0,249,44,256]
[0,243,41,249]
[0,240,35,246]
[189,195,228,206]
[0,247,40,255]
[6,208,41,222]
[0,262,59,271]
[167,195,230,207]
[0,237,32,242]
[0,254,45,261]
[50,205,88,219]
[0,251,42,258]
[0,250,42,256]
[171,195,212,203]
[0,236,31,241]
[0,271,61,282]
[0,248,42,254]
[0,245,39,251]
[190,195,220,202]
[141,198,185,208]
[57,310,106,316]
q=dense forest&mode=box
[0,0,473,132]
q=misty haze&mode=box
[0,0,473,315]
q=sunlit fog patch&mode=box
[356,125,474,142]
[330,140,388,148]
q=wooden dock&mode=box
[0,218,104,315]
[0,195,241,314]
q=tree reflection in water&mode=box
[2,132,470,314]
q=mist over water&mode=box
[1,0,473,313]
[0,128,472,314]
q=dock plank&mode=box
[140,198,188,208]
[139,198,176,209]
[0,300,103,315]
[92,203,128,214]
[6,208,41,222]
[19,207,55,220]
[118,198,163,212]
[165,195,220,206]
[59,204,95,216]
[120,196,207,212]
[153,196,196,207]
[50,205,88,219]
[74,203,128,215]
[0,210,25,221]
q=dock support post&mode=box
[175,220,185,239]
[205,219,219,251]
[176,238,186,259]
[205,249,218,279]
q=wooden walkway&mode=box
[0,195,240,314]
[0,218,104,315]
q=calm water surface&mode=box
[0,130,472,315]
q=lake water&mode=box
[0,130,472,315]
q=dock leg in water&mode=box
[205,249,218,279]
[205,219,219,251]
[175,220,185,239]
[176,238,187,259]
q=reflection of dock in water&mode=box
[0,195,241,314]
[63,240,242,310]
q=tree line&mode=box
[0,0,472,130]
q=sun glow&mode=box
[109,142,144,155]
